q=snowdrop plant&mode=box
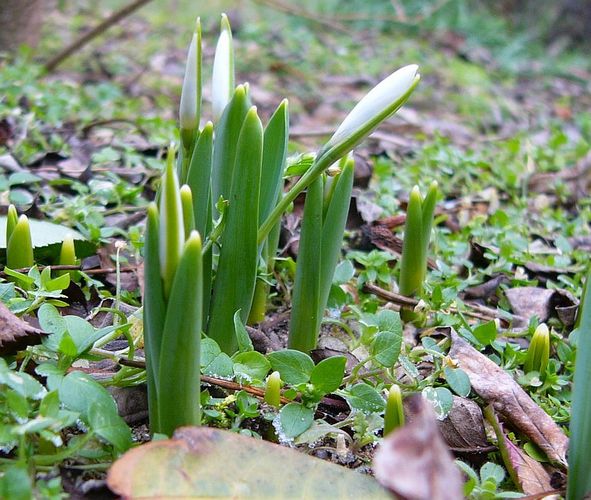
[144,13,420,381]
[143,149,203,436]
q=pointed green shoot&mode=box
[157,231,203,436]
[179,18,202,152]
[180,185,196,240]
[187,121,213,236]
[212,13,235,123]
[211,84,250,208]
[6,204,18,243]
[159,146,185,299]
[384,384,405,436]
[143,203,166,434]
[258,65,419,245]
[56,233,77,278]
[208,107,263,354]
[524,323,550,374]
[567,270,591,499]
[399,186,426,297]
[259,99,289,225]
[264,371,282,408]
[7,215,34,270]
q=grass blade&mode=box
[567,271,591,499]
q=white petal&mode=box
[329,64,419,147]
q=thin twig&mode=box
[363,282,507,324]
[44,0,154,72]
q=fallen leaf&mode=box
[373,394,464,500]
[437,396,493,456]
[107,427,390,499]
[449,331,568,466]
[485,405,552,495]
[0,302,46,355]
[505,287,578,327]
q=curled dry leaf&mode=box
[437,396,493,456]
[373,394,464,500]
[449,331,568,466]
[0,302,46,355]
[505,286,578,327]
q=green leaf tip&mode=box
[7,215,34,269]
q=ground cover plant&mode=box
[1,1,591,498]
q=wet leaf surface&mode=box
[107,426,390,499]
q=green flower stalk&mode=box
[7,214,34,270]
[179,18,202,153]
[288,156,354,353]
[264,371,282,408]
[212,13,234,123]
[524,323,550,374]
[567,270,591,499]
[384,384,405,436]
[398,181,438,298]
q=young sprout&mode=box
[179,18,202,152]
[7,214,34,269]
[524,323,550,374]
[399,181,438,298]
[212,13,234,122]
[383,384,405,436]
[159,146,184,299]
[57,233,77,278]
[180,184,196,240]
[6,204,18,242]
[264,371,282,408]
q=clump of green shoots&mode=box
[398,182,438,320]
[567,271,591,499]
[288,156,354,353]
[168,14,419,353]
[143,149,203,436]
[142,13,420,433]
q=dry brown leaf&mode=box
[449,331,568,466]
[373,394,464,500]
[0,302,46,355]
[438,396,493,455]
[505,434,552,494]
